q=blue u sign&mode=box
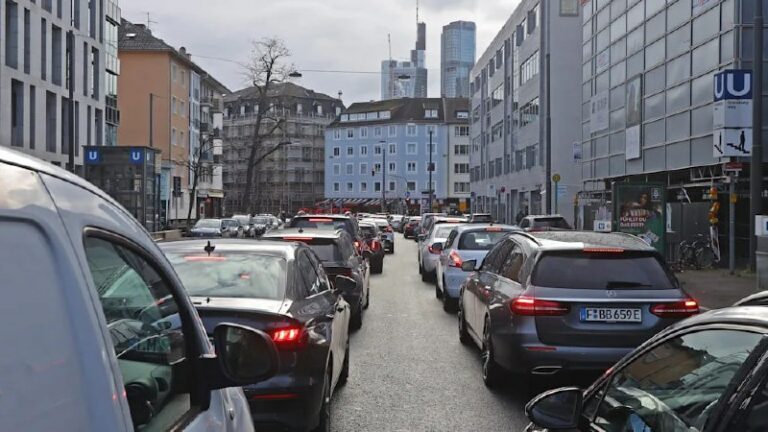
[85,149,101,165]
[714,70,752,101]
[129,149,144,165]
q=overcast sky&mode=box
[121,0,520,104]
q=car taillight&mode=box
[510,296,570,316]
[651,300,699,318]
[354,240,361,250]
[448,250,463,268]
[270,325,306,349]
[371,240,381,251]
[428,244,441,254]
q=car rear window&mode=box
[195,219,221,229]
[360,226,377,238]
[305,240,345,262]
[532,252,675,290]
[291,218,353,236]
[166,253,287,300]
[458,230,511,250]
[532,218,571,229]
[471,215,494,222]
[434,226,456,238]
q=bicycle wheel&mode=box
[696,247,715,270]
[680,245,696,268]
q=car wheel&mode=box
[458,300,471,345]
[312,369,332,432]
[372,259,383,274]
[364,287,370,309]
[435,282,442,299]
[337,342,350,387]
[421,268,430,282]
[350,305,363,331]
[482,317,504,388]
[442,289,456,313]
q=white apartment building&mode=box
[1,0,109,174]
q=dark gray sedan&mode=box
[458,231,698,388]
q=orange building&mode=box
[117,19,195,226]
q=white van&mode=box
[0,147,279,431]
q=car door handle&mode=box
[336,305,345,312]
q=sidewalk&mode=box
[677,269,758,310]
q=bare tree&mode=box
[178,136,218,228]
[239,37,296,214]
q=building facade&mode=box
[381,22,428,99]
[223,83,343,215]
[324,98,471,213]
[1,0,110,174]
[196,75,228,218]
[445,98,472,209]
[118,19,228,227]
[578,0,756,264]
[469,0,582,224]
[441,21,476,98]
[104,0,120,146]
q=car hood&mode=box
[190,296,288,314]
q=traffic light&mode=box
[708,201,720,225]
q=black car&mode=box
[289,214,365,255]
[526,304,768,432]
[359,221,385,274]
[161,239,352,432]
[251,215,274,236]
[264,228,370,330]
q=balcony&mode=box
[201,97,222,111]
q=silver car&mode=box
[418,223,463,282]
[458,231,698,388]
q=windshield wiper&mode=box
[606,281,652,289]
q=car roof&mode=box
[734,291,768,307]
[159,238,297,259]
[263,227,343,239]
[513,231,655,252]
[453,224,519,233]
[663,305,768,332]
[524,214,565,219]
[433,216,467,223]
[293,214,351,221]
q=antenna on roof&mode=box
[416,0,419,24]
[145,12,158,31]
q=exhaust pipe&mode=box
[531,366,562,375]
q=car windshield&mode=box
[166,252,287,300]
[194,219,221,229]
[532,252,675,290]
[253,217,270,224]
[458,230,512,250]
[232,216,251,224]
[292,218,350,233]
[532,217,571,229]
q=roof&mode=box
[262,227,344,240]
[442,98,470,124]
[224,82,340,104]
[453,224,519,233]
[159,238,298,258]
[660,306,768,333]
[292,214,352,221]
[517,231,655,252]
[329,98,468,127]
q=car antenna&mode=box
[204,241,215,256]
[298,228,304,233]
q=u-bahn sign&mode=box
[713,70,752,158]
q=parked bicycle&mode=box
[676,233,717,270]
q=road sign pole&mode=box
[751,0,764,271]
[730,176,737,275]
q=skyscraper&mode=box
[381,22,428,99]
[441,21,476,98]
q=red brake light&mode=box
[448,250,463,268]
[650,300,700,318]
[354,240,361,249]
[270,325,305,349]
[282,236,312,242]
[371,240,381,251]
[309,218,333,222]
[583,247,624,253]
[510,296,570,316]
[485,227,503,232]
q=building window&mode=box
[333,182,340,192]
[172,63,178,81]
[374,145,382,155]
[388,162,396,173]
[456,110,469,119]
[388,125,397,137]
[180,101,186,118]
[346,164,354,175]
[407,181,417,192]
[519,97,540,127]
[29,85,36,149]
[492,84,504,106]
[374,182,381,192]
[347,146,354,156]
[407,161,417,173]
[426,125,437,136]
[454,182,470,193]
[171,128,177,145]
[346,182,354,192]
[373,162,382,173]
[46,91,56,152]
[454,163,469,174]
[389,181,396,192]
[23,8,30,74]
[11,80,24,147]
[360,127,368,138]
[374,126,382,137]
[41,18,48,81]
[407,142,417,154]
[455,126,470,136]
[333,146,340,157]
[360,163,368,175]
[406,124,417,136]
[5,0,18,69]
[361,182,368,192]
[520,51,540,85]
[360,145,368,156]
[426,161,436,172]
[333,129,341,140]
[424,109,438,118]
[90,47,99,99]
[346,128,354,139]
[454,144,469,155]
[388,143,397,154]
[426,142,436,155]
[333,164,340,175]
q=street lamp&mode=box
[379,140,387,213]
[428,129,434,211]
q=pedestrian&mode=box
[516,208,526,224]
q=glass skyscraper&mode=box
[441,21,476,98]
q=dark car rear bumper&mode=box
[243,371,325,430]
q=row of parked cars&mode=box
[2,147,404,432]
[404,210,768,431]
[189,214,284,238]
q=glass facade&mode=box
[581,0,736,184]
[104,0,120,145]
[441,21,476,98]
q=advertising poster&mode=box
[625,74,643,160]
[613,182,666,254]
[590,91,609,132]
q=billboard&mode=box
[625,74,642,160]
[613,182,666,254]
[713,69,753,158]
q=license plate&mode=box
[580,308,642,323]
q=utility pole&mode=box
[544,2,552,214]
[428,129,434,211]
[381,140,387,212]
[66,26,75,172]
[751,0,764,271]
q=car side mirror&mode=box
[417,234,426,241]
[431,242,443,253]
[334,275,357,295]
[461,260,477,272]
[525,387,583,430]
[208,323,279,389]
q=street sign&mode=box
[405,191,411,198]
[129,149,144,165]
[714,128,752,158]
[85,148,101,165]
[594,220,612,232]
[724,161,744,174]
[713,70,753,158]
[551,173,561,183]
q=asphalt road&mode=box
[330,233,531,432]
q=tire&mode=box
[680,245,696,268]
[390,245,395,254]
[364,287,370,309]
[442,292,456,313]
[435,283,442,299]
[371,259,383,275]
[482,317,505,388]
[421,269,431,282]
[458,302,471,345]
[350,305,363,331]
[312,370,332,432]
[696,247,716,269]
[337,343,350,387]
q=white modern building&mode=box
[469,0,582,224]
[1,0,111,174]
[381,22,428,99]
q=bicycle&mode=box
[676,233,716,270]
